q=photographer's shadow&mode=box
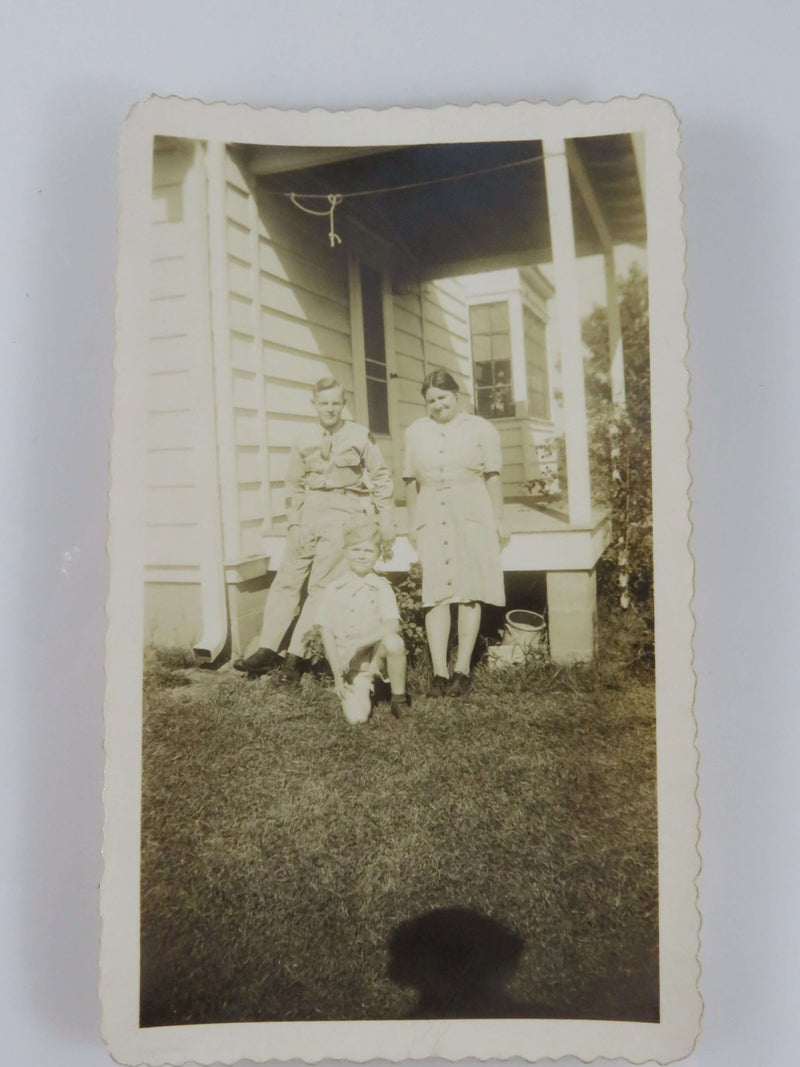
[387,907,555,1019]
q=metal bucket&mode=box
[502,609,547,650]
[488,609,547,669]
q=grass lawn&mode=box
[140,646,658,1026]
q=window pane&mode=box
[488,380,513,417]
[365,358,387,381]
[491,331,511,363]
[475,387,494,418]
[474,360,493,387]
[471,334,491,362]
[470,304,491,334]
[360,264,386,365]
[523,306,549,419]
[360,263,388,433]
[470,300,513,420]
[489,301,510,333]
[366,377,390,435]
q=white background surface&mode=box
[2,2,798,1065]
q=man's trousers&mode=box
[259,490,374,658]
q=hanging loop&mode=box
[289,192,343,247]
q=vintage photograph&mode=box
[103,97,698,1065]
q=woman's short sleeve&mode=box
[478,417,503,473]
[402,424,418,481]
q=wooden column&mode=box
[507,289,528,414]
[605,251,626,408]
[543,138,592,527]
[565,140,627,412]
[205,141,241,563]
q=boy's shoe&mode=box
[233,647,283,675]
[447,671,472,697]
[390,693,411,719]
[274,653,305,686]
[428,675,449,698]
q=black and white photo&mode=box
[102,96,698,1065]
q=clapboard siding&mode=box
[423,281,473,397]
[261,309,351,363]
[146,447,198,488]
[263,348,354,392]
[265,414,317,449]
[214,148,354,537]
[387,279,475,487]
[146,369,193,412]
[146,139,204,571]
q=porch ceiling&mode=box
[235,136,646,281]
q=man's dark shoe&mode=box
[390,693,411,719]
[274,653,305,686]
[428,675,449,698]
[233,647,283,675]
[447,671,472,697]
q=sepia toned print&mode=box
[102,96,698,1065]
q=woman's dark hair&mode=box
[421,369,460,398]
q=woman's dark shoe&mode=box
[447,671,472,697]
[233,647,283,675]
[428,675,449,697]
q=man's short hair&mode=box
[313,377,344,398]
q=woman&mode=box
[404,369,510,697]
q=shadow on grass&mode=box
[388,907,553,1019]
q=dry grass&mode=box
[140,646,658,1026]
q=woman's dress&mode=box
[404,412,506,608]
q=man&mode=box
[234,377,395,683]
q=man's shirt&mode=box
[284,420,394,528]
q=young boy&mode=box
[316,515,409,724]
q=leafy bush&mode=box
[582,264,654,634]
[390,563,428,663]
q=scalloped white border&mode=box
[102,95,699,1065]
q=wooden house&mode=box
[146,135,646,663]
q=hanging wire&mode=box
[289,193,343,246]
[282,152,544,248]
[282,151,543,202]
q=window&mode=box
[359,264,390,435]
[469,301,514,419]
[523,305,550,419]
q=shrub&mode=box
[390,563,428,664]
[582,264,654,633]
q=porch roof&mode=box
[235,136,646,282]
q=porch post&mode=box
[605,251,626,408]
[543,138,592,527]
[507,289,528,413]
[547,570,598,663]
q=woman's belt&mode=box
[420,474,484,490]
